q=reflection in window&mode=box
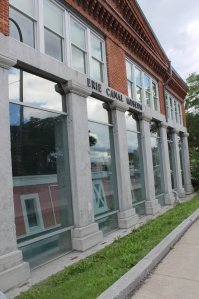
[126,59,159,110]
[178,134,185,187]
[44,0,64,61]
[71,18,86,73]
[91,34,104,82]
[125,113,146,215]
[9,69,73,268]
[9,1,36,47]
[167,129,176,189]
[87,97,118,234]
[8,67,64,112]
[150,121,165,206]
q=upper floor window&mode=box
[9,1,107,81]
[10,0,36,47]
[126,59,159,111]
[44,0,64,61]
[70,18,87,74]
[165,91,182,124]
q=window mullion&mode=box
[38,0,44,53]
[87,28,92,77]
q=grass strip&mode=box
[17,194,199,299]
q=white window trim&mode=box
[20,193,44,235]
[166,90,183,124]
[126,57,160,111]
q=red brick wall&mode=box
[0,0,9,36]
[158,81,166,115]
[106,38,128,95]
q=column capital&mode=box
[160,121,168,129]
[139,113,152,123]
[55,80,92,97]
[0,53,17,69]
[109,100,129,112]
[172,128,179,134]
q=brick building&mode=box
[0,0,193,292]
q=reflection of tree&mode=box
[11,115,64,176]
[89,130,97,146]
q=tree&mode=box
[186,72,199,189]
[185,72,199,111]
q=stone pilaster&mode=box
[109,101,138,228]
[0,55,30,292]
[61,80,103,251]
[172,129,186,197]
[160,122,175,205]
[139,114,160,214]
[181,132,194,194]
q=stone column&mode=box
[139,115,160,214]
[109,101,138,228]
[172,130,186,197]
[181,132,194,194]
[61,81,103,251]
[0,55,30,292]
[160,122,175,204]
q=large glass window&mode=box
[150,121,165,206]
[9,68,73,268]
[87,97,118,234]
[125,112,146,215]
[167,129,176,189]
[178,134,186,187]
[44,0,64,61]
[126,59,159,110]
[9,0,36,47]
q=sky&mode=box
[136,0,199,81]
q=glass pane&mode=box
[146,92,151,106]
[8,69,63,111]
[10,8,35,47]
[127,131,145,209]
[89,121,118,218]
[136,86,142,102]
[91,34,103,61]
[44,0,63,36]
[10,0,35,17]
[126,61,132,81]
[20,230,72,269]
[91,58,103,82]
[44,28,63,62]
[10,104,73,268]
[144,75,150,91]
[151,136,163,196]
[150,121,159,137]
[25,198,38,228]
[87,97,109,124]
[152,82,157,96]
[154,97,159,111]
[72,45,86,74]
[135,68,142,86]
[71,19,86,50]
[125,112,139,132]
[96,213,118,235]
[8,68,20,101]
[128,81,133,98]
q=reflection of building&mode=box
[0,0,193,293]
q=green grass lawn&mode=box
[17,194,199,299]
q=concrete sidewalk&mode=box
[130,219,199,299]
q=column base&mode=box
[178,188,186,198]
[164,192,175,205]
[185,184,194,195]
[118,208,139,229]
[0,250,30,292]
[72,223,103,252]
[145,199,160,215]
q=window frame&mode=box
[126,57,160,111]
[165,90,183,124]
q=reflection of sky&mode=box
[89,121,112,163]
[87,97,108,123]
[9,103,61,126]
[127,131,139,152]
[8,68,63,112]
[125,112,138,132]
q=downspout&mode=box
[163,61,172,122]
